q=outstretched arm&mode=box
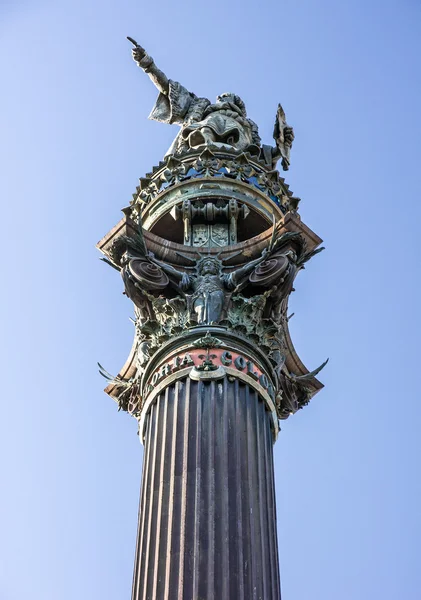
[230,250,269,285]
[127,37,169,95]
[150,256,185,282]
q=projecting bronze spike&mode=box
[290,358,329,382]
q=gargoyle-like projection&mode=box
[128,37,294,170]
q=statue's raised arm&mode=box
[127,37,170,96]
[128,35,204,141]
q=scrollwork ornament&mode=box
[128,259,169,290]
[249,255,290,287]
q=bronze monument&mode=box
[97,37,326,599]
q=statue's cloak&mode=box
[148,80,256,156]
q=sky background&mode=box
[1,0,421,598]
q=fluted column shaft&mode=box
[132,376,281,600]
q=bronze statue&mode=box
[128,37,294,170]
[151,253,268,325]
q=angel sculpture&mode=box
[150,253,268,325]
[111,212,305,326]
[128,37,294,170]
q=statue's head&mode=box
[181,92,259,152]
[197,257,221,275]
[216,92,247,117]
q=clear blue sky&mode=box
[1,1,420,598]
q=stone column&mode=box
[132,375,280,600]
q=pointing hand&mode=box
[127,37,147,64]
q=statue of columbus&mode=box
[128,37,294,170]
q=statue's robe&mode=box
[179,272,236,325]
[148,80,257,156]
[149,80,210,155]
